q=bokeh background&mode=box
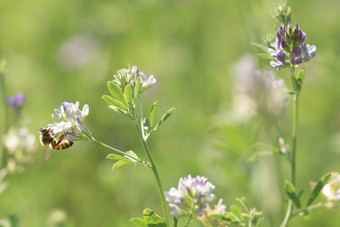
[1,0,340,226]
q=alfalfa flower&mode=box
[47,101,92,141]
[7,93,26,107]
[198,199,230,227]
[164,175,216,217]
[322,172,340,202]
[269,23,316,70]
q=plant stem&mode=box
[281,65,299,227]
[0,70,8,170]
[134,121,170,226]
[91,138,140,163]
[291,202,328,217]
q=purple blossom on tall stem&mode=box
[7,93,26,107]
[268,23,316,70]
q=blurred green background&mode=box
[1,0,340,226]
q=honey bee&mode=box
[39,128,73,160]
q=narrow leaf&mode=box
[251,42,269,53]
[230,205,244,222]
[235,197,249,213]
[154,107,176,129]
[257,53,275,61]
[306,172,333,206]
[130,218,147,227]
[134,78,141,100]
[107,81,128,106]
[106,154,135,163]
[296,68,305,89]
[102,95,127,110]
[143,208,166,226]
[284,180,301,208]
[112,160,134,170]
[253,143,280,154]
[150,101,158,128]
[256,217,264,227]
[124,84,133,107]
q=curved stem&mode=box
[134,121,170,226]
[91,138,140,163]
[135,97,170,226]
[291,202,328,217]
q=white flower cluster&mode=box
[164,175,216,217]
[47,101,91,141]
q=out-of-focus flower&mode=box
[3,127,36,173]
[268,23,316,70]
[233,55,289,120]
[3,127,36,154]
[47,209,69,227]
[198,199,229,227]
[57,35,99,70]
[164,175,216,217]
[47,101,92,141]
[273,1,291,25]
[6,93,26,107]
[322,172,340,202]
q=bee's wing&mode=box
[42,145,51,160]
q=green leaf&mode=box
[150,101,158,128]
[107,81,128,106]
[230,205,244,222]
[306,172,333,206]
[124,84,133,107]
[130,218,147,227]
[107,151,140,170]
[284,180,301,208]
[143,208,166,226]
[134,77,141,100]
[236,197,249,213]
[257,53,275,61]
[296,68,305,90]
[106,154,135,163]
[154,107,176,129]
[251,42,269,53]
[102,95,127,110]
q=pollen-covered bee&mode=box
[39,128,73,160]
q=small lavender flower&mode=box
[322,172,340,202]
[268,23,316,70]
[7,93,26,107]
[47,101,92,141]
[164,175,216,217]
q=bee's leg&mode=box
[56,133,67,145]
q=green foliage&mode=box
[284,180,301,208]
[306,172,332,207]
[130,209,166,227]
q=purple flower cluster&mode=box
[7,93,26,107]
[269,23,316,70]
[164,175,216,217]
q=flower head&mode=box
[198,199,230,227]
[164,175,216,217]
[7,93,26,107]
[47,101,91,141]
[112,66,156,93]
[322,172,340,202]
[269,23,316,70]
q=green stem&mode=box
[183,212,193,227]
[134,121,170,226]
[281,65,299,227]
[0,70,8,170]
[291,202,328,217]
[91,138,140,163]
